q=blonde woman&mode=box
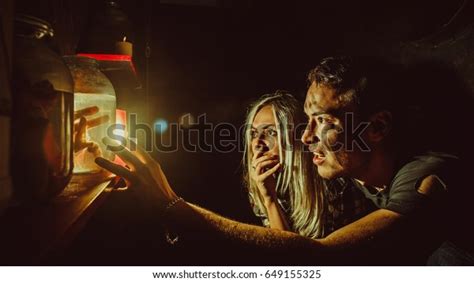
[244,91,371,238]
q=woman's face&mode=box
[250,105,279,157]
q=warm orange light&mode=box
[115,109,127,134]
[114,109,127,167]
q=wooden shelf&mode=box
[0,175,114,265]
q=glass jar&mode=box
[11,14,74,203]
[64,55,116,175]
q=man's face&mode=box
[302,82,368,180]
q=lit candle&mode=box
[115,36,133,56]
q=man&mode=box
[96,56,472,265]
[300,57,471,264]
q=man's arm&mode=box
[95,140,437,264]
[165,200,403,263]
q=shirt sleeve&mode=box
[385,154,457,215]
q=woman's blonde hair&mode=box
[243,91,326,238]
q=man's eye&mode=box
[317,116,333,125]
[317,116,326,123]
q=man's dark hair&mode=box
[308,56,474,157]
[308,56,361,94]
[307,56,402,119]
[307,56,425,156]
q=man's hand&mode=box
[95,137,178,211]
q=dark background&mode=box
[13,0,474,264]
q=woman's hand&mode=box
[250,152,281,207]
[95,137,178,212]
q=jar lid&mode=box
[63,56,115,95]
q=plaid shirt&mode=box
[250,178,374,237]
[322,178,374,236]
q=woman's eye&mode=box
[267,129,277,137]
[250,130,258,138]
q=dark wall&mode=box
[130,0,474,217]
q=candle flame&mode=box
[123,36,127,42]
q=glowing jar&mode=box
[64,56,116,175]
